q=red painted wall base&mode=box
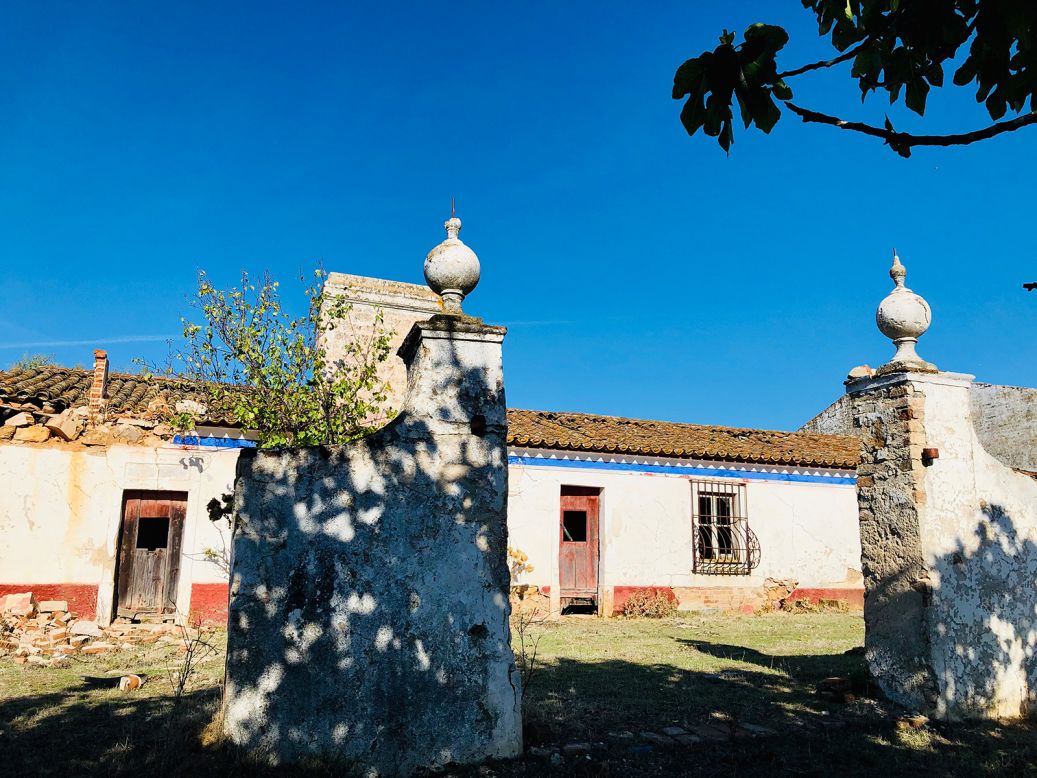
[611,586,678,615]
[607,585,864,616]
[786,587,865,609]
[189,583,229,625]
[0,584,98,619]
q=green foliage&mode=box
[166,409,198,436]
[673,1,1037,155]
[164,269,394,448]
[10,353,55,371]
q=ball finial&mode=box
[875,250,936,373]
[424,213,480,313]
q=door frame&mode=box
[114,489,188,621]
[558,487,601,609]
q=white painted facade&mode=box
[0,441,239,624]
[507,447,862,613]
[0,436,863,623]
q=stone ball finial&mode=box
[424,215,480,313]
[875,249,937,372]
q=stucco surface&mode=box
[0,442,238,623]
[849,371,1037,719]
[506,452,862,610]
[222,316,521,775]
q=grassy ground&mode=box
[1,613,1035,776]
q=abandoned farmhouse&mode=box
[0,225,870,626]
[0,223,1032,649]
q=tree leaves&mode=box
[677,1,1037,155]
[673,23,790,150]
[167,269,395,448]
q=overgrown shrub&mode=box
[622,590,677,618]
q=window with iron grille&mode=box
[691,480,760,575]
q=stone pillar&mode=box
[222,315,521,774]
[849,368,1037,719]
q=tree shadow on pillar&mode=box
[221,317,520,775]
[926,501,1037,719]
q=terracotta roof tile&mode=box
[0,367,861,468]
[506,408,860,469]
[0,366,237,425]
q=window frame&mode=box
[691,480,758,575]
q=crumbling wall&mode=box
[848,378,936,710]
[0,443,237,625]
[849,370,1037,719]
[969,382,1037,472]
[815,383,1037,472]
[319,273,443,416]
[222,316,521,775]
[801,395,853,436]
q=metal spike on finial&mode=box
[875,248,936,373]
[451,197,455,219]
[890,248,907,288]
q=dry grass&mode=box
[1,613,1035,776]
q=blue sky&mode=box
[1,2,1033,431]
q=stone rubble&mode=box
[0,591,196,667]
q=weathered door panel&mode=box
[116,491,187,618]
[559,494,599,599]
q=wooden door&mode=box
[559,493,599,599]
[116,491,187,618]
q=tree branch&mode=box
[784,102,1037,148]
[777,39,874,80]
[1024,283,1037,292]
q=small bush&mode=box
[622,590,677,618]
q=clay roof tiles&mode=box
[0,366,237,425]
[0,366,860,468]
[506,408,860,469]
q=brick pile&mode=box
[0,591,189,667]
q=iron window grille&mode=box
[691,480,760,575]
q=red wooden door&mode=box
[116,491,187,618]
[559,493,599,599]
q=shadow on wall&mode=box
[221,317,521,775]
[869,501,1037,719]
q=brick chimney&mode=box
[89,349,109,416]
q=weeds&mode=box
[511,607,548,693]
[622,590,678,618]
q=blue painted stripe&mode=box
[507,454,856,484]
[173,434,257,449]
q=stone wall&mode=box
[848,370,1037,720]
[800,395,852,436]
[319,273,443,415]
[969,382,1037,472]
[809,383,1037,473]
[848,378,935,710]
[222,316,522,774]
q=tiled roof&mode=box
[0,367,860,467]
[506,408,860,469]
[0,366,236,425]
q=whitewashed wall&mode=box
[507,448,862,612]
[0,442,239,624]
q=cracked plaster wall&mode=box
[0,443,237,624]
[849,371,1037,720]
[506,454,862,610]
[222,316,521,775]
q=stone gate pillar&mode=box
[848,254,1037,720]
[222,218,522,774]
